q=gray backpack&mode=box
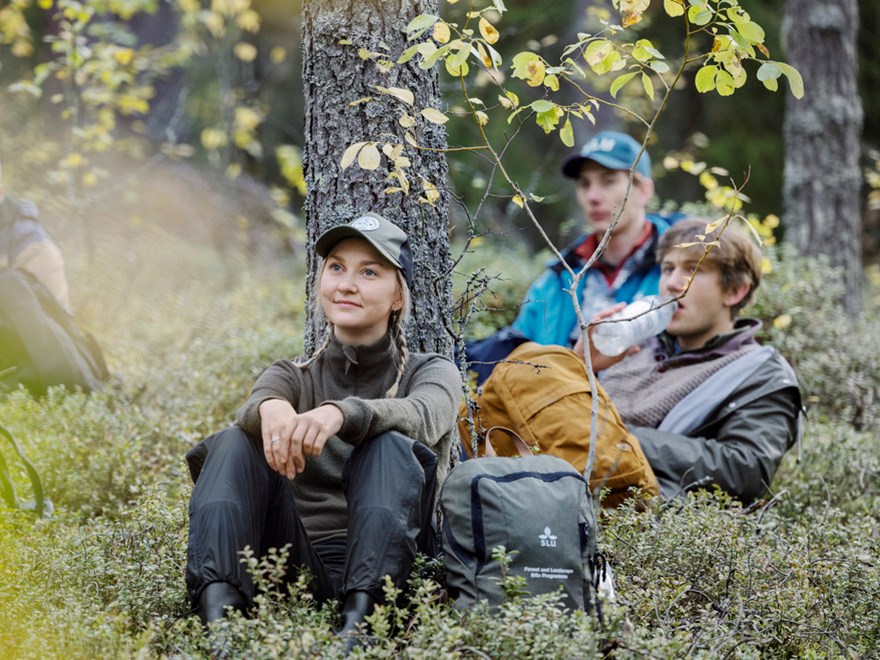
[440,428,598,611]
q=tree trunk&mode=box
[301,0,452,355]
[783,0,863,315]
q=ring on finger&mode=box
[271,435,280,446]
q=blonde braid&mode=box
[385,272,411,398]
[295,326,331,370]
[385,320,409,398]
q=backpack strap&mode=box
[483,426,533,458]
[0,422,50,518]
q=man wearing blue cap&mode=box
[510,131,680,347]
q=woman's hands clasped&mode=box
[258,398,344,478]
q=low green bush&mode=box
[751,244,880,430]
[1,221,878,658]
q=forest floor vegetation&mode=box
[1,211,878,658]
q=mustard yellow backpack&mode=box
[459,342,658,508]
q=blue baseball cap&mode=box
[561,131,652,179]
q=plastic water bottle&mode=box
[591,296,678,357]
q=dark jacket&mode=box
[628,328,803,503]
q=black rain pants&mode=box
[184,425,438,608]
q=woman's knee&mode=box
[346,431,434,477]
[342,431,438,507]
[200,426,264,472]
[189,426,274,508]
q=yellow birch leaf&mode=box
[377,86,415,106]
[476,42,492,68]
[433,21,451,44]
[511,194,524,208]
[525,59,545,86]
[619,0,650,26]
[340,142,367,170]
[479,17,499,44]
[357,143,381,170]
[421,178,440,205]
[421,107,449,124]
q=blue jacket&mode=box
[511,213,680,346]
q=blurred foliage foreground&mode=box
[0,214,879,659]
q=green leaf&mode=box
[397,44,420,64]
[405,14,439,36]
[449,42,470,69]
[419,43,452,69]
[610,71,638,97]
[535,107,561,134]
[737,21,765,44]
[664,0,685,17]
[650,60,671,74]
[530,99,556,113]
[761,77,779,92]
[559,117,574,147]
[642,72,655,100]
[632,39,663,63]
[511,51,540,78]
[506,106,526,124]
[695,65,718,93]
[731,66,748,89]
[777,62,805,99]
[688,5,713,26]
[584,39,612,67]
[585,40,623,75]
[715,70,735,96]
[445,58,469,77]
[756,61,781,82]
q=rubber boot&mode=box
[197,581,247,626]
[336,590,378,655]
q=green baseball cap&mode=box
[315,212,413,286]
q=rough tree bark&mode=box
[783,0,863,315]
[301,0,452,355]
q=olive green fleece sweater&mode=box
[236,332,461,544]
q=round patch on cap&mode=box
[350,216,380,231]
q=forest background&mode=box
[1,0,879,657]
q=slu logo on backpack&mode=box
[539,526,557,547]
